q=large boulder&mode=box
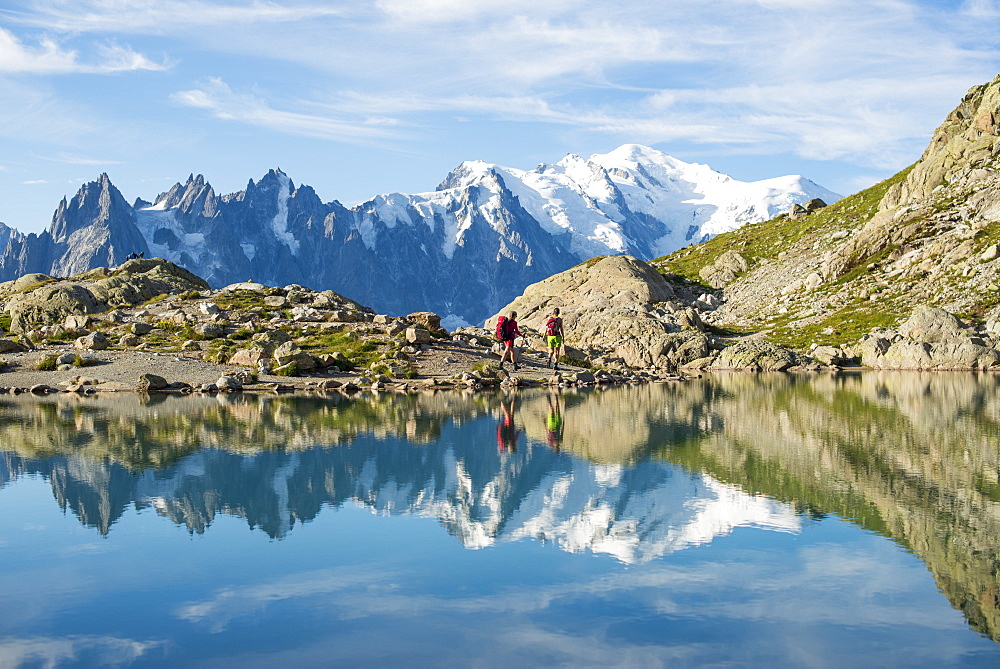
[657,331,711,367]
[6,283,104,333]
[75,332,109,350]
[871,340,1000,370]
[405,327,432,345]
[485,255,686,368]
[272,341,316,371]
[698,251,749,289]
[251,329,292,351]
[897,305,965,343]
[0,339,27,353]
[711,340,803,371]
[229,347,267,367]
[135,373,168,392]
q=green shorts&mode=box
[547,335,563,349]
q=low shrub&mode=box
[37,355,58,371]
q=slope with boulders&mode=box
[653,73,1000,367]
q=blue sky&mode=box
[1,0,999,235]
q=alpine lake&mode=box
[3,372,1000,668]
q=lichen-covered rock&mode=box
[897,305,965,343]
[658,331,711,367]
[273,341,316,371]
[486,256,700,369]
[871,340,1000,370]
[75,332,109,350]
[711,340,803,371]
[229,347,267,367]
[251,329,292,351]
[136,373,168,392]
[5,258,209,332]
[0,339,27,354]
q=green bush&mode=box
[558,354,591,369]
[274,362,300,377]
[72,354,96,368]
[36,355,58,371]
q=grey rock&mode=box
[405,327,432,344]
[216,375,242,391]
[272,341,315,370]
[0,339,27,354]
[711,339,802,371]
[898,305,965,343]
[136,373,168,392]
[75,332,109,350]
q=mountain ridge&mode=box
[0,145,838,326]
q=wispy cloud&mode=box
[41,153,125,166]
[172,78,402,143]
[2,0,348,33]
[0,635,164,667]
[0,28,169,74]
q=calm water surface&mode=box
[2,372,1000,667]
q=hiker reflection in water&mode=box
[497,396,521,453]
[545,392,564,452]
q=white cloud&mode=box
[21,179,48,184]
[172,78,402,143]
[0,28,169,74]
[43,153,124,166]
[0,635,164,667]
[4,0,348,33]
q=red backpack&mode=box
[545,317,560,336]
[496,316,513,340]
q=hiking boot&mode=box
[512,363,519,371]
[498,362,506,371]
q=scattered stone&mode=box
[135,373,168,392]
[0,339,28,354]
[75,332,109,350]
[216,375,242,391]
[405,327,432,345]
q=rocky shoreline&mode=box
[0,257,697,396]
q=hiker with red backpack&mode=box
[545,307,565,369]
[496,310,521,371]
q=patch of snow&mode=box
[269,173,299,254]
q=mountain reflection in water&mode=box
[2,372,1000,643]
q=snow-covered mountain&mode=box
[0,145,839,325]
[2,438,800,564]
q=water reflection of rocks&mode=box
[2,373,999,641]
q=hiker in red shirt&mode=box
[495,310,521,372]
[496,397,521,452]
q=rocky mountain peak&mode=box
[50,173,131,243]
[881,73,1000,211]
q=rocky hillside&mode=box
[655,73,1000,360]
[488,254,815,372]
[0,257,692,393]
